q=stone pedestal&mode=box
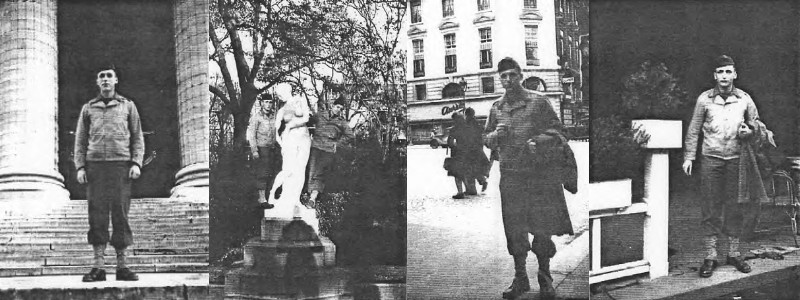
[0,0,69,201]
[225,218,350,299]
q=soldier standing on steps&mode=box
[74,65,145,282]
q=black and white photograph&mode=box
[590,0,800,299]
[0,0,210,298]
[208,0,407,299]
[405,0,589,299]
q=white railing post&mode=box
[634,119,683,280]
[643,150,670,278]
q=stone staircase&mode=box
[0,198,208,277]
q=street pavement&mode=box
[407,142,589,300]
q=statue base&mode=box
[224,218,351,299]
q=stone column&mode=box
[171,0,209,200]
[0,0,69,201]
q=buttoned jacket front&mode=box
[74,94,145,170]
[483,89,563,177]
[684,87,759,161]
[311,110,353,153]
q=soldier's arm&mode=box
[74,104,90,171]
[684,95,706,161]
[246,112,259,153]
[128,102,145,168]
[483,105,499,149]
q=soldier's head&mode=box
[331,95,346,117]
[498,57,523,91]
[713,55,737,89]
[96,65,118,95]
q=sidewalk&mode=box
[592,178,800,300]
[407,142,589,299]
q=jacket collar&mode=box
[89,93,124,108]
[709,85,742,99]
[499,89,529,111]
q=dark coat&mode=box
[484,90,574,236]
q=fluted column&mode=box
[0,0,69,201]
[171,0,209,200]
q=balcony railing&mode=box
[526,58,540,66]
[413,70,425,78]
[445,66,457,74]
[479,61,492,69]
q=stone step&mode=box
[0,198,208,277]
[0,263,208,277]
[0,217,208,228]
[0,247,208,258]
[0,235,208,248]
[1,227,209,236]
[1,254,208,268]
[0,233,207,244]
[45,254,208,266]
[0,273,212,300]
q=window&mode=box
[444,34,456,49]
[480,50,493,69]
[413,39,424,55]
[415,84,427,101]
[411,0,422,23]
[413,59,425,78]
[524,0,536,9]
[481,77,495,94]
[442,0,454,17]
[479,28,492,43]
[477,0,490,11]
[442,83,464,99]
[445,55,457,73]
[444,33,457,73]
[413,39,425,77]
[524,25,539,66]
[479,28,492,69]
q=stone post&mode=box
[0,0,69,201]
[171,0,209,200]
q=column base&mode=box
[224,218,347,299]
[171,163,208,202]
[0,169,69,201]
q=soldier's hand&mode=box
[129,165,141,180]
[527,139,537,153]
[77,169,87,184]
[738,123,753,139]
[251,150,260,159]
[682,160,693,176]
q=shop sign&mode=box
[441,101,466,115]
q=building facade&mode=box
[406,0,588,142]
[0,0,209,201]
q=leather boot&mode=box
[538,257,556,300]
[502,255,530,299]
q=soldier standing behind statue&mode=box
[484,57,573,300]
[306,96,354,207]
[74,66,145,282]
[247,100,278,209]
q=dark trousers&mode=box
[307,148,335,193]
[699,156,745,237]
[254,146,279,190]
[86,161,133,248]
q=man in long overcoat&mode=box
[484,57,573,300]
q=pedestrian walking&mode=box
[683,55,759,278]
[484,57,573,300]
[75,65,144,282]
[447,112,469,199]
[463,107,489,193]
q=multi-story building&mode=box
[406,0,588,143]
